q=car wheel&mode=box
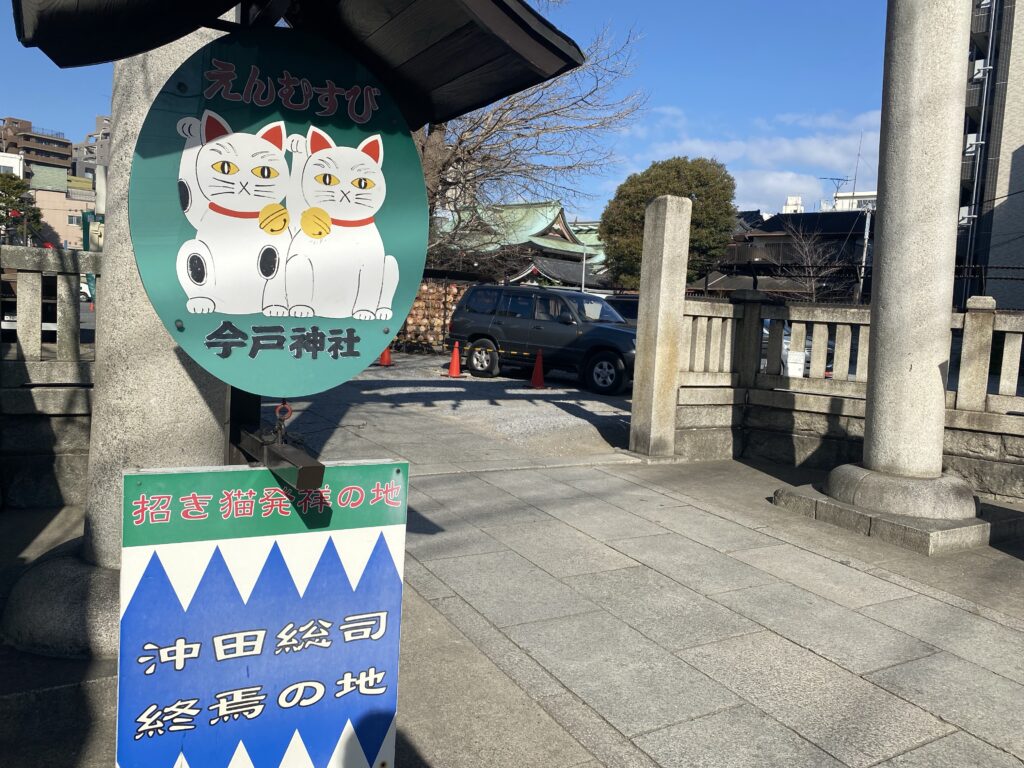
[467,339,499,377]
[585,351,626,395]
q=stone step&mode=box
[0,644,116,768]
[0,508,85,607]
[773,485,1024,555]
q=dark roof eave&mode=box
[14,0,584,130]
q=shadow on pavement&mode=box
[396,729,433,767]
[264,357,632,459]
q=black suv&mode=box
[448,285,636,394]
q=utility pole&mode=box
[580,246,587,294]
[855,205,873,303]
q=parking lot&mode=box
[279,352,635,468]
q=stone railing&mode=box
[646,290,1024,502]
[1,245,100,510]
[678,293,1023,412]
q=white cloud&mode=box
[608,107,881,213]
[732,170,827,213]
[775,110,881,131]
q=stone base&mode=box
[826,463,977,520]
[0,643,116,767]
[772,485,1024,556]
[1,545,118,659]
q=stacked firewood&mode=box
[397,280,470,349]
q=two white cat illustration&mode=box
[175,109,399,319]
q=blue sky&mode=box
[1,2,887,218]
[544,1,888,218]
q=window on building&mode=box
[0,165,13,176]
[68,214,82,226]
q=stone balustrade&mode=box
[1,245,100,510]
[635,290,1024,503]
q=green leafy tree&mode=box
[0,173,42,244]
[600,157,736,288]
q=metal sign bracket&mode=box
[224,386,325,490]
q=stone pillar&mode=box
[629,196,691,458]
[1,30,229,658]
[827,0,976,520]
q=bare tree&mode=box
[415,26,645,270]
[768,223,857,303]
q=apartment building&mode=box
[960,0,1024,308]
[0,117,95,248]
[0,117,72,171]
[72,115,111,180]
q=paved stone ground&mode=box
[287,355,1024,768]
[4,353,1024,766]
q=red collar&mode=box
[209,202,260,219]
[331,216,375,227]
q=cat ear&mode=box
[307,126,335,154]
[358,135,383,165]
[201,110,232,143]
[257,121,286,151]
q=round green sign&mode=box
[129,28,428,398]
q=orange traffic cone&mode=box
[447,341,463,377]
[530,349,546,389]
[378,345,393,367]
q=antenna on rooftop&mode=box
[851,131,864,195]
[819,176,851,210]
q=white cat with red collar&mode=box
[282,127,399,320]
[174,110,291,316]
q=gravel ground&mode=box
[290,352,633,458]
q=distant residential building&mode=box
[825,190,877,212]
[25,164,68,193]
[710,210,873,301]
[735,210,766,234]
[72,115,111,180]
[0,152,24,178]
[781,195,805,214]
[0,117,72,170]
[33,189,94,249]
[959,0,1024,308]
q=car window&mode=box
[498,293,534,319]
[534,295,568,322]
[565,294,626,324]
[465,287,499,315]
[609,300,638,320]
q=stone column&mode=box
[1,30,229,658]
[629,196,691,458]
[827,0,976,520]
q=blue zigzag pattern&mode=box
[117,534,402,768]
